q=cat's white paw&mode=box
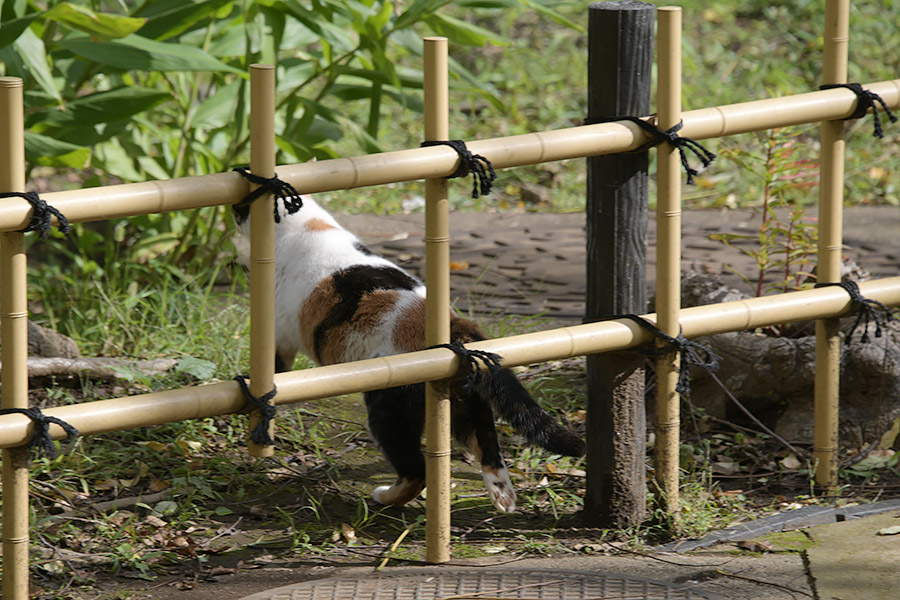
[372,485,393,505]
[483,467,516,513]
[371,478,424,507]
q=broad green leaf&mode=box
[423,13,508,46]
[136,0,234,41]
[24,132,90,168]
[0,14,38,49]
[12,27,61,102]
[94,140,142,182]
[43,3,147,41]
[31,87,170,128]
[175,356,217,380]
[59,34,244,74]
[394,0,447,30]
[341,118,384,155]
[191,80,242,128]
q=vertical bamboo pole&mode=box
[814,0,849,490]
[0,76,31,600]
[248,64,277,457]
[654,6,683,517]
[423,37,452,564]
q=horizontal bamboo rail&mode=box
[0,79,897,232]
[1,276,898,450]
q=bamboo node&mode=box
[0,311,28,319]
[423,449,452,458]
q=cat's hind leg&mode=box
[452,393,516,513]
[364,384,426,507]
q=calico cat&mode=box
[233,196,585,513]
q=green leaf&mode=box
[514,0,585,33]
[24,132,90,168]
[12,27,62,102]
[59,34,244,74]
[394,0,447,31]
[136,0,234,41]
[423,13,508,46]
[0,14,38,49]
[175,356,217,380]
[43,3,147,41]
[31,87,170,128]
[192,80,242,128]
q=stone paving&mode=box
[342,206,899,321]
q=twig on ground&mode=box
[59,489,172,515]
[714,568,813,598]
[708,371,810,458]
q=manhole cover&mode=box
[238,568,723,600]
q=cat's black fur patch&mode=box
[354,241,376,256]
[312,265,419,363]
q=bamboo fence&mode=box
[1,2,899,596]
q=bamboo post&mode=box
[814,0,850,490]
[248,64,277,457]
[0,76,31,600]
[584,0,653,528]
[423,36,452,564]
[654,6,683,517]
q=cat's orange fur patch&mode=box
[354,290,401,332]
[299,277,338,362]
[391,296,426,353]
[305,217,336,231]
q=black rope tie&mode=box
[820,83,898,138]
[234,375,278,446]
[0,191,71,239]
[430,341,503,391]
[421,140,496,199]
[0,407,79,459]
[815,280,898,344]
[585,116,717,185]
[232,167,304,223]
[593,314,721,397]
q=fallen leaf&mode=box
[878,418,900,450]
[781,454,802,470]
[340,523,356,544]
[876,526,900,536]
[449,261,469,271]
[144,515,167,528]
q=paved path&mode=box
[342,206,899,321]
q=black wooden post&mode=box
[584,1,653,528]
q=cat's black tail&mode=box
[479,367,586,457]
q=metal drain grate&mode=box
[239,568,723,600]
